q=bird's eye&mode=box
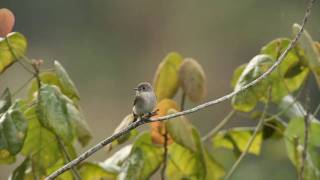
[142,87,145,90]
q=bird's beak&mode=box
[133,88,138,91]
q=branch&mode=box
[224,87,271,180]
[46,0,316,179]
[201,109,235,141]
[299,94,311,180]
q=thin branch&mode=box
[224,87,271,180]
[312,103,320,117]
[180,91,186,111]
[45,1,316,179]
[202,110,235,141]
[160,129,168,180]
[11,75,34,97]
[299,97,310,180]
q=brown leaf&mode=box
[150,99,179,145]
[0,9,15,37]
[179,58,206,103]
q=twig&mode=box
[224,87,271,180]
[202,110,235,141]
[11,75,34,97]
[55,135,82,180]
[160,129,168,180]
[180,91,186,111]
[45,1,316,179]
[299,96,310,180]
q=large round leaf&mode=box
[0,32,27,73]
[153,52,183,101]
[179,58,206,103]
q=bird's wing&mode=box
[133,95,143,106]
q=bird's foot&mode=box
[143,109,159,119]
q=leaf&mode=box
[118,132,163,180]
[101,145,132,173]
[261,38,308,101]
[28,71,79,103]
[54,60,80,100]
[231,64,247,88]
[66,103,92,147]
[0,8,15,37]
[36,84,74,143]
[279,95,306,119]
[293,24,320,88]
[22,106,74,174]
[150,99,177,145]
[9,157,30,180]
[0,88,11,113]
[0,101,28,163]
[79,162,115,180]
[166,109,196,152]
[167,128,224,180]
[232,54,274,112]
[28,72,60,101]
[212,127,262,156]
[153,52,183,101]
[105,114,138,151]
[284,118,320,179]
[178,58,206,102]
[0,32,27,73]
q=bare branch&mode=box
[46,0,316,179]
[224,87,271,180]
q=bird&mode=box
[132,82,157,121]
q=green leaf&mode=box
[232,54,274,112]
[293,24,320,88]
[54,61,80,100]
[178,58,206,102]
[66,103,92,147]
[231,64,247,88]
[79,162,116,180]
[28,72,60,101]
[212,127,262,156]
[0,32,27,73]
[22,106,74,175]
[9,157,30,180]
[36,84,74,143]
[167,128,224,180]
[279,95,306,119]
[0,88,12,113]
[118,132,163,180]
[0,101,28,163]
[166,109,197,152]
[153,52,183,101]
[284,118,320,179]
[261,38,309,101]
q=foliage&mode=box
[0,7,320,180]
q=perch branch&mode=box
[46,0,316,179]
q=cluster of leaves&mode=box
[1,7,320,180]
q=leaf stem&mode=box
[180,91,186,111]
[55,135,82,180]
[160,128,168,180]
[202,110,235,141]
[224,87,271,180]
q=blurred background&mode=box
[0,0,319,179]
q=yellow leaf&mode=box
[153,52,183,101]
